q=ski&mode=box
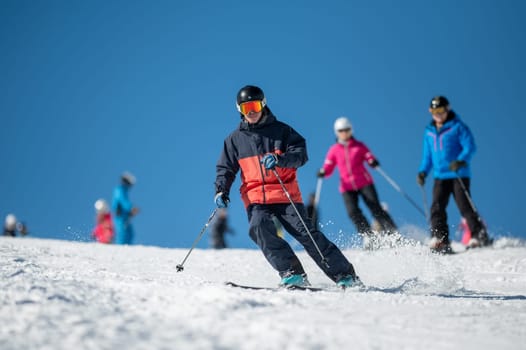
[226,280,422,294]
[440,244,494,255]
[433,249,466,255]
[225,281,327,292]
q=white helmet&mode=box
[5,214,17,230]
[333,117,353,136]
[121,171,136,186]
[94,199,109,213]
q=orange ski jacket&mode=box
[215,109,307,208]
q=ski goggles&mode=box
[430,107,447,115]
[238,100,263,115]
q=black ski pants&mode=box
[247,203,357,282]
[342,184,397,235]
[430,177,485,242]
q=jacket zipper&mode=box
[344,143,357,190]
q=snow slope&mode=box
[1,236,525,350]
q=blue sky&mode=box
[1,0,524,249]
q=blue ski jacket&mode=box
[418,112,476,179]
[112,184,134,222]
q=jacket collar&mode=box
[427,111,459,131]
[239,107,277,131]
[337,136,355,146]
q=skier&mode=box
[16,222,29,236]
[317,117,397,248]
[112,172,140,245]
[214,85,360,288]
[417,96,491,253]
[3,214,27,237]
[210,208,234,249]
[3,214,18,237]
[92,199,114,244]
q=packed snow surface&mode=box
[1,236,525,350]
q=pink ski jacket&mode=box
[322,138,376,192]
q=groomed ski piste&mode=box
[1,231,525,350]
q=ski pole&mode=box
[314,177,323,209]
[272,169,330,268]
[455,174,482,221]
[176,208,218,272]
[455,174,490,243]
[375,167,427,218]
[455,175,477,212]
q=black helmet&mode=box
[430,96,449,109]
[236,85,267,111]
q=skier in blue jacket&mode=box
[417,96,490,253]
[112,172,139,245]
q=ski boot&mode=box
[467,228,494,249]
[429,237,453,254]
[279,273,310,288]
[336,275,363,289]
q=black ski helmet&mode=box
[236,85,267,112]
[430,96,449,109]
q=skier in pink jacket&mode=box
[318,117,397,246]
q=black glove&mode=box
[416,172,426,186]
[449,160,467,172]
[369,159,380,168]
[214,192,230,208]
[317,168,325,178]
